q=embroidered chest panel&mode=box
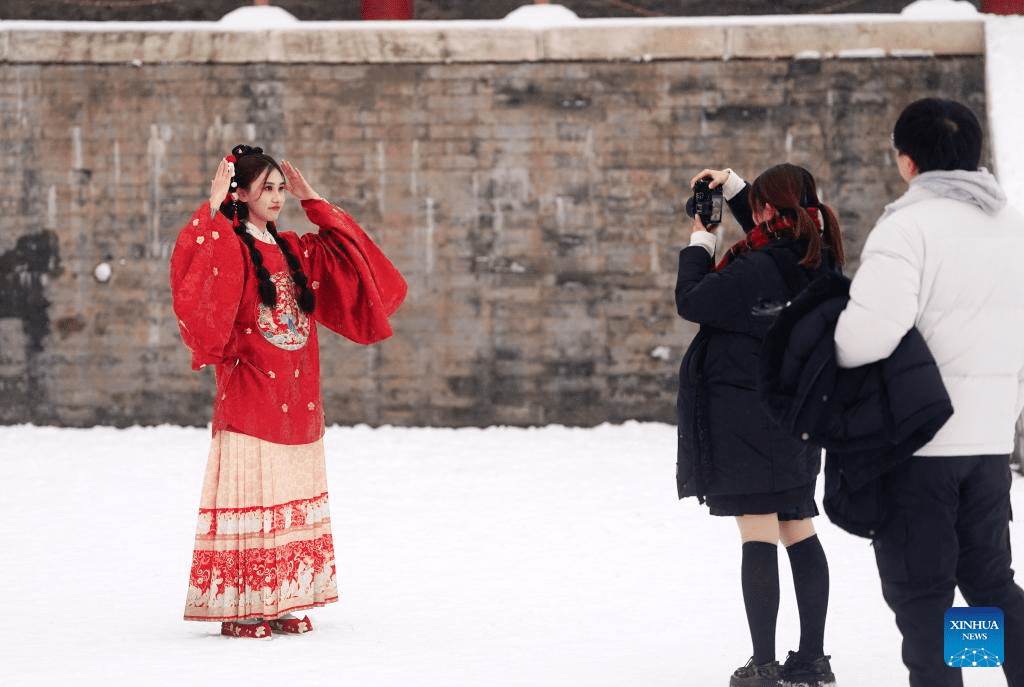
[256,271,310,351]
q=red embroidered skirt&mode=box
[184,431,338,621]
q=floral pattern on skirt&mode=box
[184,431,338,621]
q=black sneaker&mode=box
[730,657,782,687]
[780,651,836,687]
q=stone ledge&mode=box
[0,18,984,65]
[543,19,984,61]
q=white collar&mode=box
[245,221,275,244]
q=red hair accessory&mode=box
[225,155,236,163]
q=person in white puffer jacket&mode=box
[834,98,1024,687]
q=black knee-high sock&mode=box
[742,540,780,665]
[786,534,830,658]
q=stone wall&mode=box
[0,19,987,427]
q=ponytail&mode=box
[783,203,844,271]
[818,203,845,268]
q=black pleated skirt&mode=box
[704,481,819,520]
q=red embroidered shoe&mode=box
[268,614,313,634]
[220,619,272,639]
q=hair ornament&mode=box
[231,144,264,159]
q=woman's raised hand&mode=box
[690,214,713,235]
[209,157,234,210]
[689,168,731,190]
[281,161,322,202]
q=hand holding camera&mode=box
[686,169,726,231]
[689,168,731,190]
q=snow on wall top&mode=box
[901,0,981,18]
[216,4,301,28]
[0,6,988,67]
[501,4,581,28]
[0,2,993,33]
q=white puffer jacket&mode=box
[834,169,1024,456]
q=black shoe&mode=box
[730,657,782,687]
[780,651,836,687]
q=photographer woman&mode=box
[675,164,844,687]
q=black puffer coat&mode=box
[758,270,953,536]
[675,224,836,502]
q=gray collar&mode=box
[879,168,1007,222]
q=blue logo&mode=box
[945,607,1004,668]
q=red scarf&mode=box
[715,207,820,271]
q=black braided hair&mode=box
[219,144,316,314]
[267,222,316,313]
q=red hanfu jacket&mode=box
[170,199,407,444]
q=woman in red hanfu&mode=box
[170,144,406,639]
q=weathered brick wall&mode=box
[0,21,987,427]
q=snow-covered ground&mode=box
[1,422,1019,687]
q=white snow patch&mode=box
[650,345,672,360]
[838,47,888,58]
[901,0,981,18]
[217,5,300,28]
[986,15,1024,214]
[502,3,581,28]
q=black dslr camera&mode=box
[686,176,724,226]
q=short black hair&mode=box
[892,98,982,173]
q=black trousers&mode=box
[872,455,1024,687]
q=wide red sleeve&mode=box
[169,203,247,370]
[293,199,407,345]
